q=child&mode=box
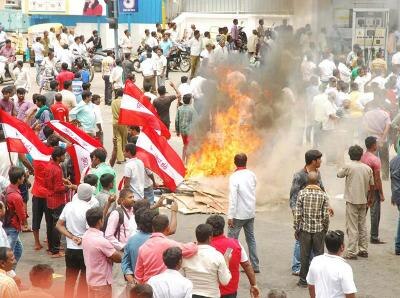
[175,94,197,164]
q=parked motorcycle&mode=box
[56,56,95,82]
[0,56,15,85]
[168,43,191,73]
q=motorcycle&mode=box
[55,55,95,82]
[168,43,191,73]
[0,56,15,85]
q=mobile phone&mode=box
[225,248,233,258]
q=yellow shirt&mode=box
[111,96,122,125]
[348,91,363,118]
[0,269,20,298]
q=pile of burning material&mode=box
[158,180,228,215]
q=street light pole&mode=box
[113,0,119,59]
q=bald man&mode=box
[294,171,330,287]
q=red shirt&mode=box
[56,70,75,91]
[46,160,67,209]
[361,151,381,190]
[51,102,69,121]
[210,234,243,295]
[84,5,103,16]
[4,184,27,231]
[32,160,50,199]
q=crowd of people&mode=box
[0,15,400,298]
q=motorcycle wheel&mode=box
[133,59,141,73]
[180,58,191,73]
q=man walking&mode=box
[307,230,357,298]
[111,89,127,164]
[101,50,115,105]
[390,152,400,255]
[294,172,329,287]
[361,136,386,244]
[338,145,374,259]
[188,30,202,79]
[227,153,260,273]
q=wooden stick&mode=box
[185,184,225,210]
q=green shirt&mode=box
[93,163,117,194]
[351,67,359,80]
[175,104,197,136]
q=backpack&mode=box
[102,207,130,241]
[0,187,18,228]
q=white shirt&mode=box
[70,42,83,57]
[301,60,317,82]
[124,157,145,199]
[93,104,103,125]
[0,31,7,44]
[338,62,351,83]
[60,89,77,110]
[41,57,58,75]
[178,83,193,97]
[337,91,349,107]
[182,245,231,297]
[392,51,400,65]
[0,143,18,177]
[111,65,124,89]
[307,254,357,298]
[228,169,257,220]
[59,48,74,69]
[312,94,337,130]
[32,42,44,62]
[60,33,69,46]
[120,35,133,54]
[144,91,157,104]
[146,36,159,48]
[13,67,30,91]
[190,76,206,100]
[59,198,98,249]
[318,59,336,82]
[189,38,202,56]
[141,58,156,77]
[213,44,229,62]
[153,55,167,75]
[148,269,193,298]
[369,75,386,89]
[354,72,372,93]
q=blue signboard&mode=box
[119,0,138,14]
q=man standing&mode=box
[111,89,127,164]
[56,63,75,91]
[56,183,95,298]
[123,143,145,200]
[307,230,357,298]
[141,52,157,94]
[82,207,122,297]
[13,61,31,91]
[206,215,259,298]
[361,136,386,244]
[338,145,374,259]
[69,91,96,136]
[60,81,77,111]
[182,224,231,298]
[154,48,167,88]
[135,214,198,283]
[15,88,32,121]
[148,247,193,298]
[390,151,400,255]
[32,37,44,82]
[227,153,260,273]
[90,148,117,194]
[3,166,27,268]
[46,147,77,258]
[230,19,239,45]
[120,30,133,55]
[188,30,202,79]
[122,53,134,83]
[101,50,115,105]
[294,172,329,287]
[153,83,180,130]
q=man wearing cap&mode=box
[56,183,98,298]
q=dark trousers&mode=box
[299,230,325,282]
[221,293,237,298]
[192,295,211,298]
[143,76,156,94]
[45,204,64,254]
[166,56,172,78]
[65,249,87,298]
[370,190,381,241]
[103,75,112,104]
[378,142,389,180]
[32,196,49,231]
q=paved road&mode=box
[4,66,400,297]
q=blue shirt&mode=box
[80,70,90,84]
[121,231,151,275]
[69,101,96,133]
[390,155,400,205]
[159,40,173,56]
[72,79,83,104]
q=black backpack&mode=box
[102,207,130,241]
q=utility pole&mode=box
[113,0,119,59]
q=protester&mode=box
[89,148,117,194]
[338,145,374,259]
[50,93,69,122]
[102,50,115,105]
[60,80,77,111]
[111,88,127,163]
[69,91,96,136]
[153,83,181,129]
[20,264,54,298]
[123,143,145,200]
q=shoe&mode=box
[357,251,368,258]
[370,239,386,244]
[297,280,308,288]
[344,255,358,260]
[291,271,300,276]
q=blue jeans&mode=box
[35,60,42,83]
[4,227,23,269]
[396,206,400,253]
[144,186,154,204]
[292,239,301,273]
[228,218,259,270]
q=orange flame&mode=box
[186,70,262,177]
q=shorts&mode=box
[32,196,47,230]
[65,249,86,270]
[181,135,191,145]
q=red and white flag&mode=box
[119,80,171,139]
[47,120,102,153]
[136,127,185,191]
[67,144,91,185]
[0,110,52,161]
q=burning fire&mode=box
[186,69,262,177]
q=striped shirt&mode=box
[294,185,329,233]
[0,269,20,298]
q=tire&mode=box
[133,59,141,73]
[180,58,191,72]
